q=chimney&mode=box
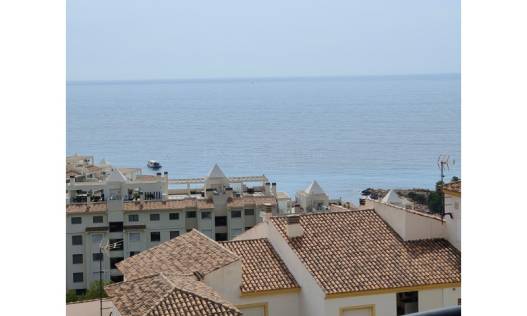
[264,182,271,195]
[261,203,273,222]
[286,215,303,238]
[225,187,233,198]
[271,182,277,196]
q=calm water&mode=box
[67,74,460,203]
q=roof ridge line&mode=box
[190,229,241,260]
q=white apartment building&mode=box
[295,180,330,212]
[104,182,461,316]
[66,161,281,294]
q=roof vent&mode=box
[286,214,303,238]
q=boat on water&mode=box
[147,160,162,169]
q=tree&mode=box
[84,280,112,300]
[451,176,460,182]
[66,289,79,303]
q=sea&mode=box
[67,74,460,203]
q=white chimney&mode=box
[271,182,277,196]
[261,203,273,222]
[286,215,303,238]
[264,182,271,195]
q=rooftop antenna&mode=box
[437,155,453,220]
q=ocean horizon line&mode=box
[67,72,460,86]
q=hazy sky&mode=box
[67,0,460,81]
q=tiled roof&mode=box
[105,273,241,316]
[122,199,214,211]
[270,210,461,295]
[117,230,239,280]
[66,202,107,214]
[443,181,461,194]
[221,238,300,294]
[227,196,277,208]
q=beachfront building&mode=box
[295,180,330,212]
[105,205,460,316]
[66,160,281,293]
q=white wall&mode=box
[325,293,396,316]
[444,194,461,250]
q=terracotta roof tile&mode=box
[117,230,239,280]
[66,202,107,214]
[270,210,461,295]
[221,238,299,294]
[105,273,241,316]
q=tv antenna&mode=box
[437,154,454,220]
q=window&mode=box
[201,211,211,219]
[93,216,103,223]
[110,257,123,269]
[71,217,82,224]
[75,289,86,296]
[215,216,227,226]
[170,231,180,239]
[231,210,242,218]
[128,214,139,222]
[129,251,140,257]
[129,232,141,242]
[110,275,124,282]
[186,229,192,232]
[169,213,179,220]
[244,209,255,216]
[150,232,160,242]
[186,211,196,218]
[245,226,253,231]
[73,272,83,283]
[150,213,160,221]
[72,254,83,264]
[396,291,418,316]
[72,235,83,245]
[91,234,103,244]
[92,253,103,261]
[109,239,123,251]
[109,221,123,232]
[215,233,228,241]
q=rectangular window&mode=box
[186,211,196,218]
[93,216,103,223]
[244,209,255,216]
[72,235,83,245]
[170,231,180,239]
[72,254,83,264]
[231,210,242,218]
[71,217,82,224]
[150,232,160,242]
[129,251,140,257]
[201,211,211,219]
[92,253,103,261]
[150,213,160,221]
[169,212,179,220]
[110,275,124,282]
[109,222,123,232]
[215,216,227,226]
[129,232,141,242]
[128,214,139,222]
[109,239,123,251]
[73,272,83,283]
[91,234,103,244]
[215,233,228,241]
[110,257,123,269]
[245,226,253,231]
[396,291,418,316]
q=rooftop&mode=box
[270,210,461,296]
[105,273,240,316]
[443,180,461,195]
[221,238,300,295]
[117,230,239,280]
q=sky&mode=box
[67,0,460,81]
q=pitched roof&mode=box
[207,164,227,179]
[381,189,403,205]
[304,180,325,195]
[116,230,239,280]
[270,210,460,296]
[221,238,299,294]
[107,169,128,183]
[105,273,241,316]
